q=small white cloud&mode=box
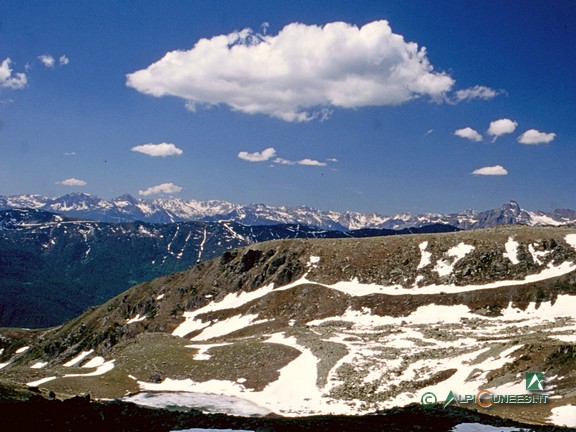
[517,129,556,145]
[238,147,277,162]
[261,22,270,35]
[132,142,183,157]
[271,157,329,167]
[454,127,482,142]
[126,20,455,122]
[0,58,27,89]
[57,177,87,186]
[472,165,508,176]
[63,152,77,156]
[138,182,182,196]
[38,54,55,68]
[298,158,327,167]
[39,54,69,68]
[240,149,333,167]
[454,85,499,102]
[273,157,295,165]
[487,118,518,141]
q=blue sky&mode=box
[1,1,575,214]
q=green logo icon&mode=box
[443,390,457,408]
[526,372,545,391]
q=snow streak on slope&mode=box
[197,227,207,262]
[328,260,575,296]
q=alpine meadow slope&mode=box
[1,225,576,427]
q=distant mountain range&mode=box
[1,193,575,230]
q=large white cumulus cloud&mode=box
[126,21,455,122]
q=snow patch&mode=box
[308,304,471,328]
[190,314,269,341]
[139,332,353,416]
[173,278,311,337]
[16,346,29,354]
[254,333,324,414]
[27,376,57,387]
[138,226,155,237]
[30,361,48,369]
[63,350,94,367]
[548,404,576,427]
[308,256,320,265]
[127,314,146,324]
[387,344,523,408]
[186,343,230,360]
[309,295,576,329]
[503,237,520,264]
[124,391,270,417]
[551,334,576,343]
[434,242,474,277]
[82,356,106,368]
[528,244,549,265]
[528,212,563,227]
[417,241,431,269]
[64,360,115,377]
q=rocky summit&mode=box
[1,225,576,427]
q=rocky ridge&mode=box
[0,208,456,328]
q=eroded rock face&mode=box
[2,225,576,425]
